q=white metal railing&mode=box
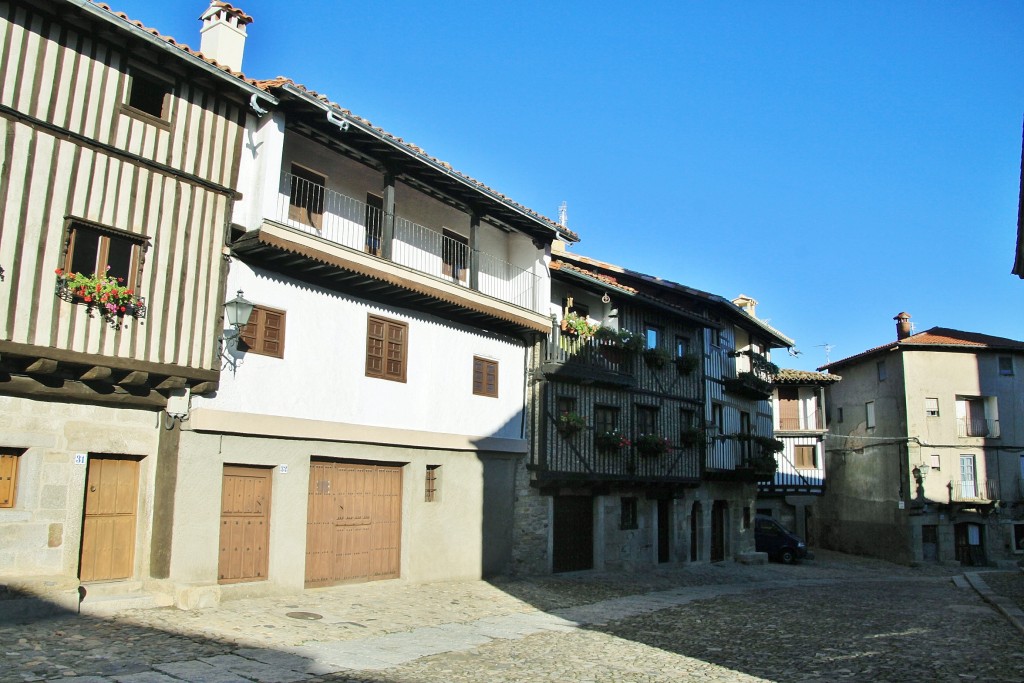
[777,410,824,431]
[276,173,542,312]
[957,417,997,438]
[949,479,993,502]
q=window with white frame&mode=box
[925,397,939,417]
[865,401,875,429]
[929,453,941,470]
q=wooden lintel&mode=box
[0,375,165,408]
[25,359,58,375]
[80,366,113,382]
[190,381,218,395]
[119,371,150,387]
[156,376,187,391]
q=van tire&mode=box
[780,548,796,564]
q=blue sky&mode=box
[113,1,1023,370]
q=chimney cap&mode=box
[199,2,253,26]
[893,311,911,321]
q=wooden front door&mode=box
[552,495,593,573]
[79,456,140,582]
[306,461,402,587]
[710,500,727,562]
[657,499,671,563]
[218,466,272,584]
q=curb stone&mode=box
[963,572,1024,635]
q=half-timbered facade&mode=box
[757,369,841,543]
[0,0,266,601]
[514,246,793,574]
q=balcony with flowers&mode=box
[54,267,146,329]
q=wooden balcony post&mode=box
[469,212,480,291]
[381,172,396,261]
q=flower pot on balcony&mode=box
[594,430,630,454]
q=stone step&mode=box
[78,590,173,615]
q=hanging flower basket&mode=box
[594,429,631,454]
[55,268,146,329]
[556,411,586,438]
[642,347,672,370]
[634,433,670,457]
[674,353,701,375]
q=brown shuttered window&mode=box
[63,222,145,291]
[794,445,817,469]
[239,305,286,359]
[0,450,22,508]
[366,315,408,382]
[473,357,498,397]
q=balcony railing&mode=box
[541,324,636,385]
[777,410,824,431]
[275,173,542,312]
[956,417,998,438]
[949,479,994,502]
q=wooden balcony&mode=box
[540,326,637,387]
[722,371,774,400]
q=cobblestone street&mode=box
[3,552,1022,683]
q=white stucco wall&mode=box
[197,262,528,440]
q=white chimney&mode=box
[199,2,253,73]
[732,294,758,318]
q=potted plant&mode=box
[556,411,586,438]
[55,267,146,329]
[642,347,672,370]
[595,327,644,365]
[594,429,630,454]
[634,433,670,457]
[674,352,700,375]
[679,427,705,448]
[559,311,598,341]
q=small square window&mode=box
[425,465,440,502]
[999,356,1014,376]
[124,69,172,120]
[794,445,816,469]
[620,497,638,530]
[925,398,939,417]
[238,305,286,359]
[473,357,498,397]
[929,453,941,470]
[0,449,21,508]
[877,361,887,381]
[644,326,659,350]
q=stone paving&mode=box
[2,552,1022,683]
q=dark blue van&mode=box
[754,515,808,563]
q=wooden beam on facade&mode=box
[25,359,58,375]
[0,375,166,408]
[119,371,150,387]
[156,376,187,391]
[190,381,218,395]
[79,366,113,382]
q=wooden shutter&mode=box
[0,452,19,508]
[366,315,407,382]
[473,357,498,397]
[778,387,799,429]
[794,445,815,469]
[239,306,286,359]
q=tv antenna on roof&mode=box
[558,201,568,228]
[814,343,834,364]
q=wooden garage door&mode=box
[306,461,402,587]
[552,495,593,573]
[218,465,272,584]
[79,456,140,582]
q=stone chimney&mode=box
[732,294,758,318]
[894,311,912,340]
[199,2,253,73]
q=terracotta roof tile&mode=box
[91,2,263,87]
[256,78,578,241]
[551,260,638,294]
[819,326,1024,372]
[775,368,841,384]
